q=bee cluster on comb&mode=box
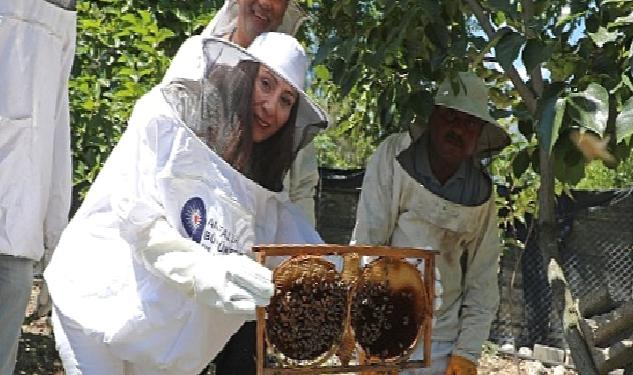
[266,257,348,363]
[351,258,428,361]
[255,245,436,374]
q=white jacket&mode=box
[351,133,501,363]
[0,0,75,260]
[44,86,322,374]
[284,143,319,226]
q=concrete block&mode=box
[533,344,565,364]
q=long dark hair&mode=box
[248,102,297,192]
[202,60,297,192]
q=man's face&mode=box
[429,106,484,164]
[237,0,288,41]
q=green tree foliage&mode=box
[70,0,218,203]
[303,2,633,369]
[306,0,633,202]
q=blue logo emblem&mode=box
[181,197,206,243]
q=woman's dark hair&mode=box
[202,60,296,192]
[248,101,297,192]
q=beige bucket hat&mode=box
[415,72,511,154]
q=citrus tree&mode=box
[70,0,218,208]
[304,0,633,372]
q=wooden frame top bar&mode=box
[252,244,439,258]
[262,360,427,374]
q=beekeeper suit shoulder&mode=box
[282,143,319,226]
[350,132,411,246]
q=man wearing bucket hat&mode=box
[163,0,323,229]
[351,72,510,375]
[44,32,329,375]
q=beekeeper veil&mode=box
[161,33,328,192]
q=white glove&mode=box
[142,235,273,315]
[147,240,274,313]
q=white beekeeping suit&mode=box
[163,0,322,225]
[0,0,75,373]
[352,72,511,375]
[45,33,328,375]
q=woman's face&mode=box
[251,65,297,143]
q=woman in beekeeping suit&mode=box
[44,32,328,375]
[165,3,324,373]
[164,0,322,227]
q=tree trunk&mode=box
[538,147,598,374]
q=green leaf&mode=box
[518,120,534,139]
[610,13,633,28]
[512,149,531,178]
[588,27,619,47]
[616,96,633,142]
[314,65,330,81]
[313,36,338,67]
[522,39,552,73]
[495,30,525,70]
[538,96,563,155]
[567,83,609,137]
[537,82,565,154]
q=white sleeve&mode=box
[116,111,274,314]
[453,199,502,362]
[350,135,400,246]
[140,218,274,313]
[286,143,319,227]
[43,35,75,255]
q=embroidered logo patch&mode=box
[181,197,206,243]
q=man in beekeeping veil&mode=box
[44,32,328,375]
[352,72,511,375]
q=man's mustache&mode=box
[444,130,464,148]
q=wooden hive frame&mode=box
[253,244,439,375]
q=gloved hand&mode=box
[33,247,54,317]
[36,280,52,317]
[142,235,274,315]
[444,355,477,375]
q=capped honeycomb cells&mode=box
[266,257,348,362]
[351,257,429,361]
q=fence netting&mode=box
[316,169,633,353]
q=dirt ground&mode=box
[15,282,576,375]
[15,281,63,375]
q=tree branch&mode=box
[464,0,538,114]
